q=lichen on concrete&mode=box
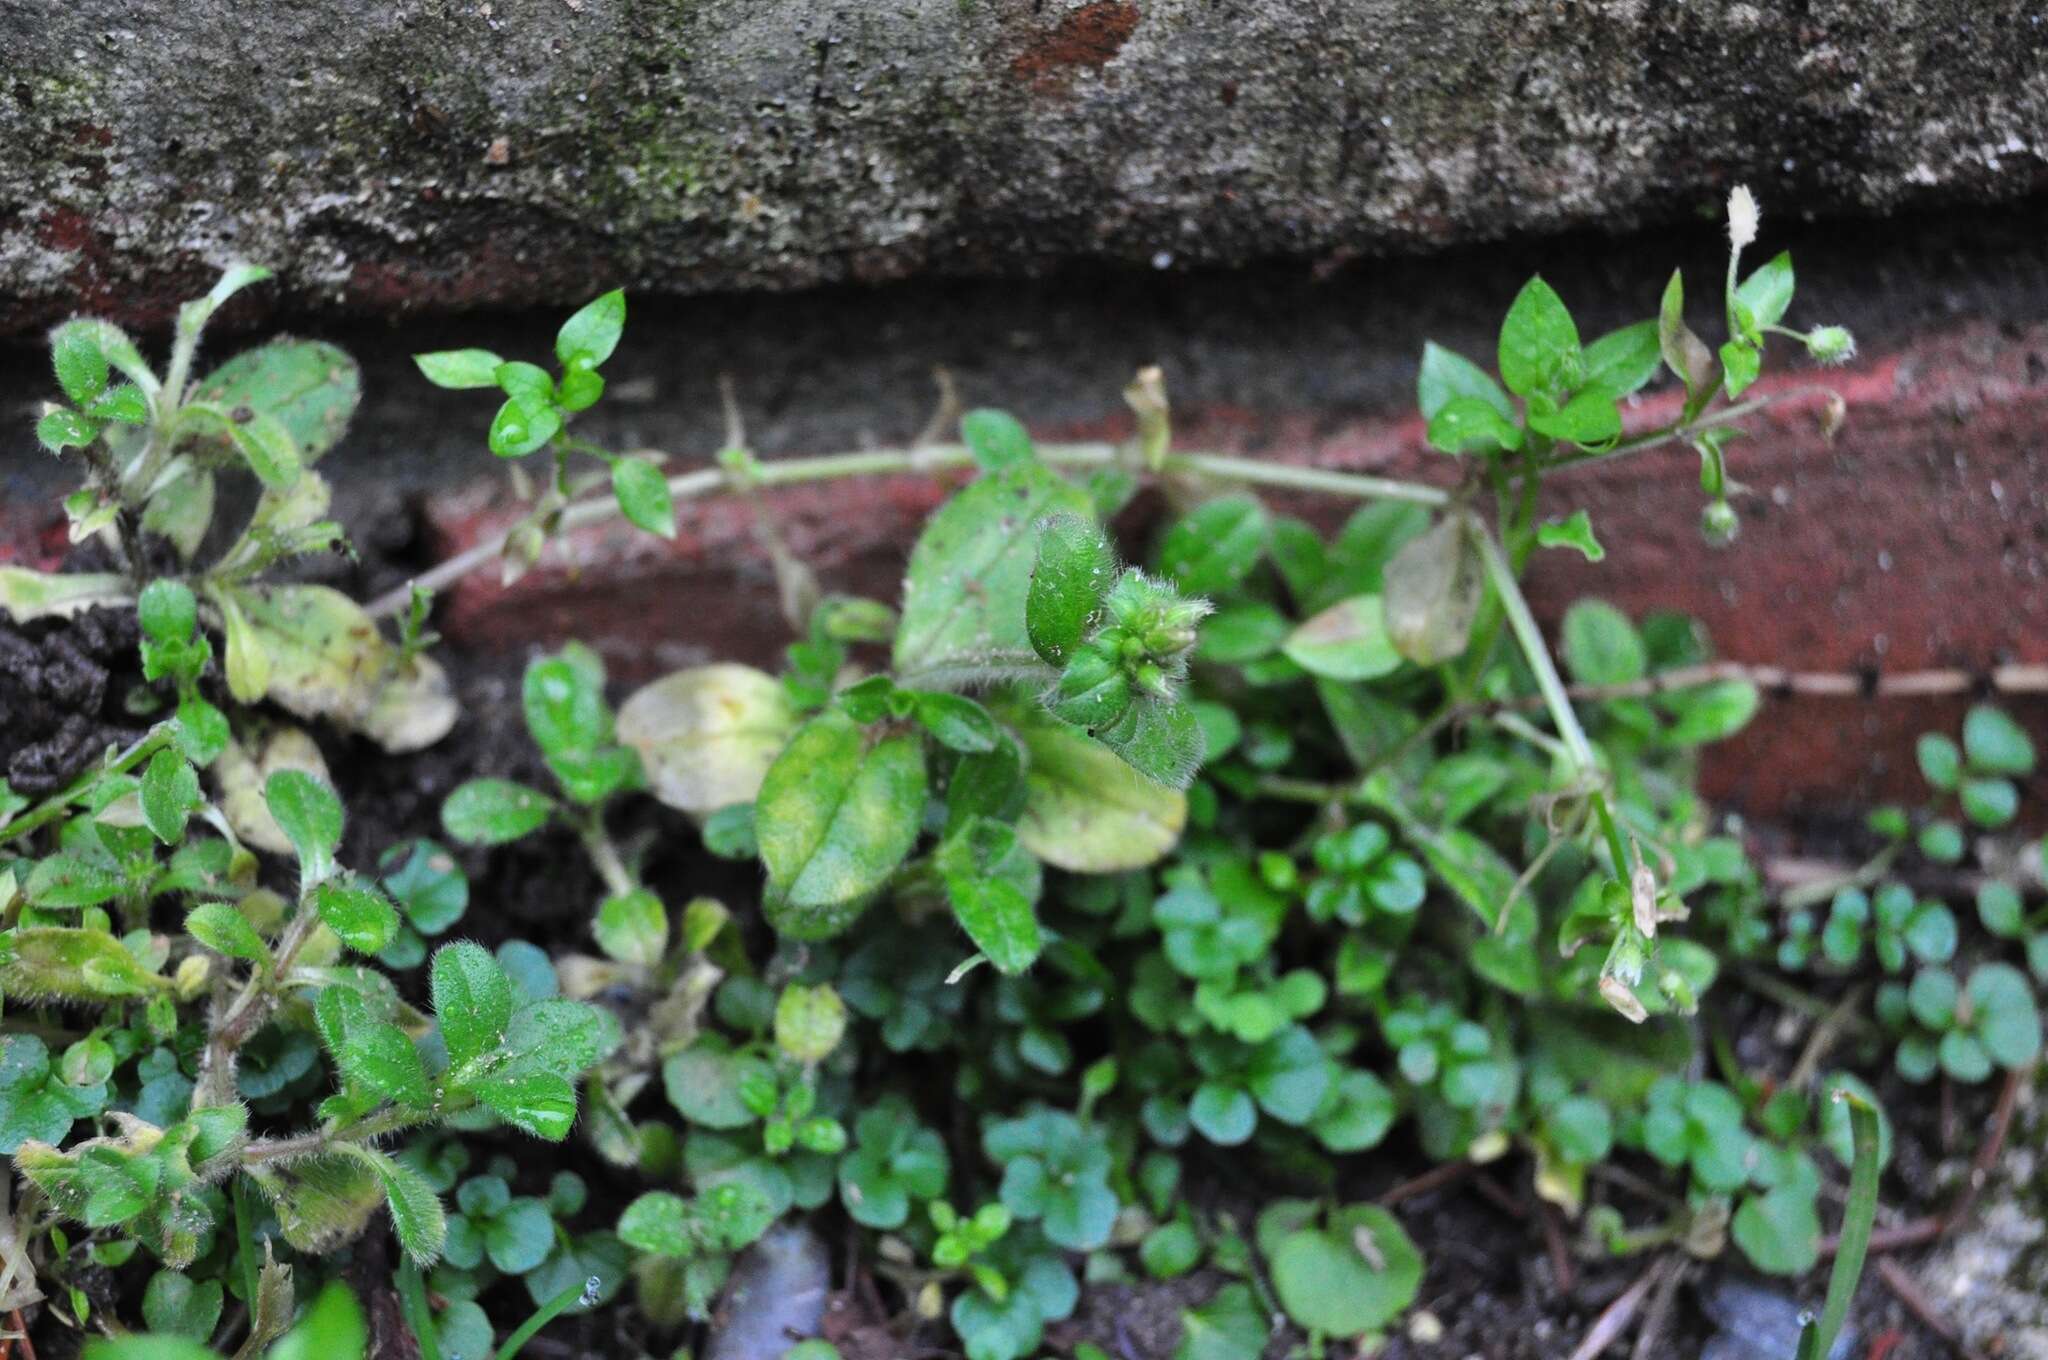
[1,0,2044,331]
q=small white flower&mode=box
[1727,185,1760,250]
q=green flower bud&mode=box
[1701,499,1740,547]
[1805,325,1856,365]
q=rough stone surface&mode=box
[4,0,2047,331]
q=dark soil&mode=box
[0,522,2005,1360]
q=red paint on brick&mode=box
[1012,2,1140,93]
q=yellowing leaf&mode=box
[615,664,796,816]
[0,568,132,622]
[212,726,333,856]
[215,585,454,753]
[1010,707,1185,872]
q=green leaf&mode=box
[379,839,468,936]
[893,464,1093,687]
[594,889,668,967]
[1312,1070,1397,1153]
[937,816,1044,974]
[1140,1220,1202,1279]
[442,779,555,845]
[1733,1185,1820,1275]
[556,289,627,368]
[1497,276,1580,397]
[1425,397,1522,456]
[487,397,561,458]
[1561,599,1646,686]
[1720,340,1761,399]
[194,341,360,465]
[1189,1084,1256,1146]
[1282,594,1402,682]
[663,1038,774,1129]
[1173,1282,1268,1360]
[1962,776,2019,828]
[1536,509,1605,562]
[913,692,1001,753]
[414,349,505,389]
[26,854,125,909]
[1155,496,1268,596]
[1918,820,1965,864]
[182,403,303,490]
[1416,341,1514,422]
[89,385,147,426]
[774,983,848,1064]
[1735,252,1796,330]
[1010,706,1185,872]
[1091,695,1208,790]
[310,877,400,955]
[185,904,270,963]
[1196,603,1289,665]
[142,1271,224,1342]
[1661,679,1760,745]
[1025,513,1115,667]
[51,322,111,405]
[432,942,514,1070]
[1968,963,2041,1069]
[339,1023,431,1108]
[473,1069,579,1141]
[1916,733,1962,790]
[1580,320,1662,398]
[264,769,343,882]
[139,749,201,845]
[349,1145,446,1266]
[612,457,675,538]
[757,714,927,938]
[1247,1026,1332,1124]
[1526,390,1620,446]
[961,409,1036,471]
[1978,882,2025,939]
[37,407,97,453]
[1963,705,2034,776]
[1268,1205,1422,1337]
[523,647,608,763]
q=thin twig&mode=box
[1377,1160,1474,1207]
[1876,1258,1984,1360]
[1567,1257,1667,1360]
[1787,983,1873,1090]
[1629,1257,1687,1360]
[1539,1201,1576,1296]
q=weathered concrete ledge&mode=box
[3,0,2046,331]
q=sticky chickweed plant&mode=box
[0,188,2026,1360]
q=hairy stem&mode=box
[366,442,1448,618]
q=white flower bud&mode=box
[1727,185,1760,250]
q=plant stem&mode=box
[494,1278,588,1360]
[366,442,1449,618]
[1545,386,1837,472]
[395,1261,444,1360]
[1797,1094,1881,1360]
[0,724,173,843]
[1473,525,1597,779]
